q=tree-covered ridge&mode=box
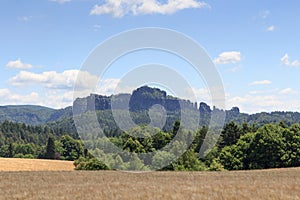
[2,86,300,130]
[73,86,195,117]
[74,86,300,128]
[1,119,299,171]
[1,86,300,171]
[0,121,84,160]
[0,105,72,125]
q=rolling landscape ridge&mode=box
[2,1,300,198]
[0,86,300,199]
[2,86,300,128]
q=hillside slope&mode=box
[2,86,300,129]
[0,105,72,125]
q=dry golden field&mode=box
[0,158,299,200]
[0,158,74,171]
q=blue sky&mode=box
[0,0,300,113]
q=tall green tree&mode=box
[45,137,56,159]
[172,120,181,136]
[8,143,14,158]
[218,121,242,149]
[193,126,208,153]
[247,124,285,169]
[61,135,84,160]
[282,124,300,167]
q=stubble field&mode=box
[0,158,299,200]
[0,158,74,171]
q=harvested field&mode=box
[0,158,74,172]
[0,159,299,200]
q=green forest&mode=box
[74,120,300,171]
[1,120,299,171]
[0,120,85,160]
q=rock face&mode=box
[73,85,199,114]
[73,85,253,129]
[129,86,182,112]
[129,86,166,111]
[199,102,211,114]
[199,102,212,126]
[5,85,300,129]
[228,107,240,117]
[73,85,207,130]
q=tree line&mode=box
[74,121,300,171]
[1,120,299,171]
[0,120,84,160]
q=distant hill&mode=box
[73,86,300,128]
[73,86,195,114]
[2,86,300,130]
[0,105,72,125]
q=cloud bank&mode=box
[213,51,242,65]
[90,0,208,17]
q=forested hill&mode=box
[1,86,300,171]
[68,85,300,128]
[1,86,300,128]
[0,105,72,125]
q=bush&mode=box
[208,159,225,171]
[74,157,110,170]
[13,154,35,159]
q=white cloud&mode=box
[0,89,10,97]
[56,78,123,108]
[6,69,128,108]
[0,88,72,108]
[213,51,242,65]
[185,86,300,113]
[278,88,296,95]
[3,67,125,108]
[281,54,289,65]
[250,80,272,86]
[9,70,99,90]
[90,0,208,18]
[182,86,227,109]
[280,54,300,67]
[0,88,40,105]
[183,87,211,104]
[227,89,300,113]
[97,78,120,94]
[228,94,284,113]
[6,59,33,69]
[226,86,300,113]
[266,25,275,32]
[50,0,71,3]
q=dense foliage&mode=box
[0,121,84,160]
[0,105,72,125]
[74,121,300,171]
[1,118,300,171]
[214,123,300,170]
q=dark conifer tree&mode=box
[45,137,56,159]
